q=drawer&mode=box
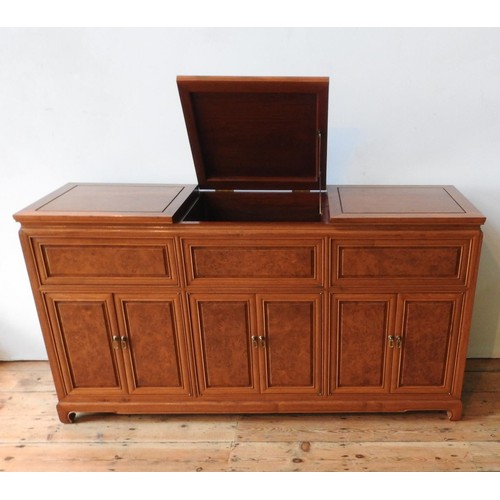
[332,239,471,287]
[33,238,178,285]
[182,238,324,286]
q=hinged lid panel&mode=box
[177,76,329,191]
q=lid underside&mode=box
[177,76,329,191]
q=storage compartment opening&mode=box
[182,191,328,222]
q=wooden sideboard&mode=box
[14,182,485,422]
[13,77,486,422]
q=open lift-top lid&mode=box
[177,76,329,191]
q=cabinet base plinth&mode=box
[56,399,464,423]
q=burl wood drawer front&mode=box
[332,239,471,287]
[33,238,178,285]
[182,238,323,286]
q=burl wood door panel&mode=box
[32,238,178,285]
[189,294,259,395]
[331,294,396,393]
[44,293,127,396]
[392,294,463,393]
[258,294,322,394]
[332,239,471,287]
[115,294,192,395]
[182,238,323,287]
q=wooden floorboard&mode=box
[0,360,499,472]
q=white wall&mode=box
[1,27,499,359]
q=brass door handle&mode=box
[112,335,128,350]
[251,336,266,348]
[388,335,402,349]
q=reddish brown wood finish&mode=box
[34,238,177,285]
[392,293,462,393]
[115,294,191,395]
[332,294,395,393]
[334,241,468,283]
[43,293,127,396]
[13,182,485,423]
[183,238,323,287]
[14,182,196,224]
[258,294,322,395]
[328,185,485,225]
[176,76,329,191]
[190,294,258,394]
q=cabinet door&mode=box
[44,293,127,396]
[115,294,192,396]
[331,294,396,393]
[258,294,322,395]
[189,294,259,395]
[392,293,463,393]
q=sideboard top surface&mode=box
[13,183,196,224]
[14,182,485,227]
[328,185,485,225]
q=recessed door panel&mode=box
[332,294,395,393]
[259,294,322,394]
[116,294,191,395]
[332,239,470,287]
[183,238,323,287]
[392,294,462,393]
[190,294,258,395]
[44,293,126,395]
[34,238,178,285]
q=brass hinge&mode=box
[317,129,323,216]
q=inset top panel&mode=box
[13,183,196,224]
[177,76,329,191]
[328,186,485,224]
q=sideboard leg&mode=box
[447,403,463,421]
[57,405,76,424]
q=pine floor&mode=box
[0,359,499,472]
